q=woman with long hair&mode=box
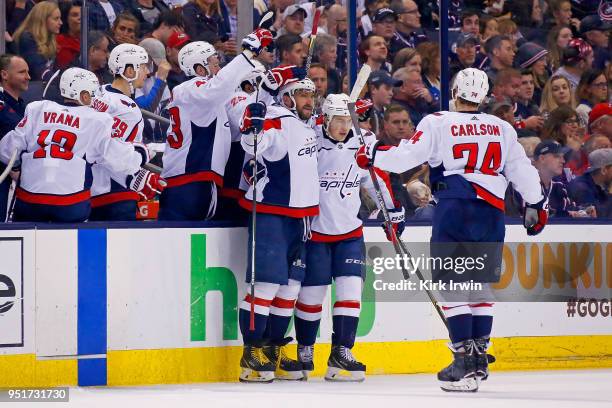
[479,14,499,44]
[416,42,440,107]
[540,75,577,115]
[575,69,609,125]
[392,48,421,73]
[56,0,82,69]
[541,105,583,150]
[546,25,573,72]
[13,1,62,80]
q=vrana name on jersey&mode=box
[43,111,80,128]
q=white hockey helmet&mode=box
[279,78,316,111]
[322,93,351,132]
[108,43,149,82]
[237,60,266,93]
[179,41,217,77]
[60,67,100,103]
[453,68,489,104]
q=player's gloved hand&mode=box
[523,195,549,236]
[355,98,373,122]
[355,140,385,169]
[242,158,267,185]
[242,28,274,56]
[127,168,167,200]
[261,65,307,95]
[132,142,151,165]
[382,203,405,241]
[240,102,267,135]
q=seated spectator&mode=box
[450,33,479,80]
[280,4,307,37]
[516,70,545,134]
[111,12,140,45]
[391,67,433,126]
[459,9,480,37]
[182,0,233,56]
[146,10,185,45]
[568,148,612,218]
[588,102,612,140]
[568,131,611,177]
[371,8,397,45]
[540,75,577,115]
[276,34,305,66]
[7,0,35,36]
[308,63,328,113]
[368,70,401,135]
[478,14,499,44]
[360,0,390,38]
[417,42,440,109]
[379,103,414,146]
[392,47,421,73]
[165,30,190,90]
[484,96,515,125]
[544,0,581,35]
[89,0,124,33]
[388,0,428,57]
[514,42,549,106]
[553,38,594,90]
[325,4,347,38]
[541,106,584,156]
[13,1,62,80]
[56,0,82,69]
[497,19,521,47]
[483,35,515,83]
[87,31,112,84]
[576,69,609,125]
[546,25,573,72]
[518,136,542,163]
[579,14,611,70]
[359,35,391,72]
[313,33,340,94]
[504,0,544,31]
[128,0,170,36]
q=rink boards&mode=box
[0,223,610,387]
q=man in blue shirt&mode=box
[569,148,612,218]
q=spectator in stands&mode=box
[129,0,170,35]
[579,14,611,70]
[380,104,413,146]
[540,75,577,115]
[491,68,522,105]
[546,25,573,72]
[371,8,398,44]
[417,42,440,109]
[0,54,29,222]
[13,1,62,81]
[497,19,521,47]
[483,35,515,82]
[165,30,190,90]
[568,148,611,218]
[89,0,124,33]
[391,67,433,126]
[484,97,515,125]
[147,10,184,45]
[516,70,545,134]
[182,0,234,57]
[478,14,499,44]
[326,4,348,38]
[553,38,594,90]
[503,0,544,30]
[588,102,612,140]
[56,0,82,70]
[360,0,389,37]
[576,69,609,125]
[87,31,112,84]
[308,63,328,113]
[313,33,340,94]
[111,12,140,45]
[359,35,391,72]
[368,70,401,135]
[280,4,307,37]
[450,33,478,79]
[276,34,305,66]
[515,42,549,106]
[567,129,611,177]
[545,0,581,34]
[388,0,428,57]
[392,47,421,73]
[459,9,480,37]
[518,136,542,163]
[541,106,583,154]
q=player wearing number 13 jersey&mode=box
[356,68,549,393]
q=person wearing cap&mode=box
[569,148,612,218]
[388,0,428,58]
[360,0,390,37]
[514,42,549,104]
[450,32,479,79]
[553,38,594,90]
[165,30,190,90]
[589,102,612,139]
[580,14,611,70]
[368,69,402,134]
[483,35,515,83]
[280,4,307,37]
[372,8,398,41]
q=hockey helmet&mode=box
[279,78,316,112]
[322,93,351,132]
[453,68,489,104]
[59,67,100,104]
[179,41,218,77]
[108,43,149,82]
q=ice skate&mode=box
[438,340,478,392]
[324,345,366,382]
[298,344,315,380]
[239,344,275,383]
[474,337,496,382]
[262,337,304,381]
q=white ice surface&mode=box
[10,370,612,408]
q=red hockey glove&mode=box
[355,98,373,122]
[523,196,549,236]
[382,203,405,241]
[240,102,267,135]
[261,65,307,95]
[355,140,385,169]
[242,28,274,56]
[128,168,167,200]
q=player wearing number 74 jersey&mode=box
[356,68,549,393]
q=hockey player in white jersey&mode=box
[90,43,150,221]
[237,78,319,382]
[294,94,403,382]
[356,68,548,392]
[0,68,165,222]
[158,29,277,221]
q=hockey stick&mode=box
[349,64,372,102]
[141,109,171,126]
[304,8,322,72]
[0,149,17,185]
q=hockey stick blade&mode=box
[258,10,275,29]
[0,149,18,184]
[304,8,322,71]
[349,65,372,102]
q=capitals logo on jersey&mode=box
[320,163,361,199]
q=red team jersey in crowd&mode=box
[90,85,145,206]
[0,100,144,205]
[372,111,543,209]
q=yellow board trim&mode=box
[1,335,610,387]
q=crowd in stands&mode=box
[1,0,611,221]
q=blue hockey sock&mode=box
[331,315,359,348]
[239,308,269,345]
[447,314,473,345]
[472,315,493,339]
[264,313,293,344]
[295,316,320,346]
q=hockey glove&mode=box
[523,196,549,236]
[261,65,307,95]
[355,140,385,169]
[242,158,267,185]
[382,204,405,241]
[242,28,274,56]
[240,102,267,135]
[355,98,373,122]
[127,168,167,200]
[132,142,151,166]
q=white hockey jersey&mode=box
[370,111,543,210]
[90,85,144,206]
[161,54,257,189]
[0,100,143,205]
[312,125,395,241]
[240,104,319,217]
